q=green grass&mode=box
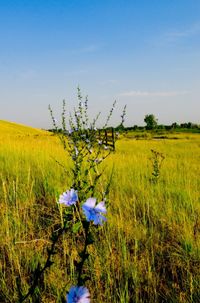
[0,121,200,302]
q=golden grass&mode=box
[0,121,200,302]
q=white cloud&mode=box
[165,23,200,41]
[153,22,200,47]
[119,90,190,97]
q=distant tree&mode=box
[138,126,145,130]
[144,114,158,130]
[191,123,199,129]
[171,122,180,129]
[133,125,138,130]
[180,123,188,128]
[115,123,125,132]
[157,124,165,130]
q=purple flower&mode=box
[67,286,90,303]
[82,198,107,225]
[58,189,78,206]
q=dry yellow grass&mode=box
[0,121,200,302]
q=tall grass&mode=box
[0,123,200,302]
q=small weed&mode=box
[150,149,165,182]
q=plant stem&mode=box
[77,222,90,285]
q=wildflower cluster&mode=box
[55,90,125,301]
[18,88,125,303]
[55,90,114,301]
[58,189,107,302]
[58,189,107,226]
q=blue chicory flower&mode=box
[58,189,78,206]
[67,286,90,303]
[82,198,107,225]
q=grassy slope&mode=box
[0,120,47,135]
[0,122,200,302]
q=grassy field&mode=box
[0,120,200,302]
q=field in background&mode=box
[0,120,200,302]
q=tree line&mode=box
[48,114,199,133]
[115,114,200,131]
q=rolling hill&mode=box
[0,120,47,136]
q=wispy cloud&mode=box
[70,44,102,55]
[165,23,200,42]
[79,45,99,53]
[119,90,190,97]
[152,22,200,47]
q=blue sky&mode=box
[0,0,200,128]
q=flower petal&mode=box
[82,206,92,222]
[67,286,90,303]
[93,214,107,225]
[58,189,78,206]
[95,201,107,214]
[83,198,96,208]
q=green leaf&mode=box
[72,222,82,234]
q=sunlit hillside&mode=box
[0,120,47,136]
[0,121,200,302]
